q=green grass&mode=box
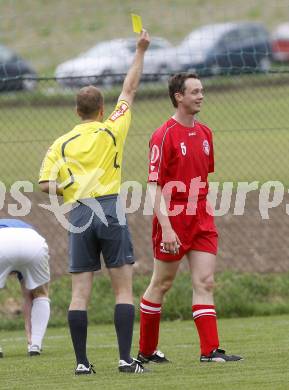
[0,0,287,75]
[3,272,289,331]
[1,315,289,389]
[1,75,289,186]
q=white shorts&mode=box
[0,228,50,290]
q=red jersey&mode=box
[148,117,214,201]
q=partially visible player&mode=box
[137,73,242,364]
[0,219,50,357]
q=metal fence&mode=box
[1,72,289,278]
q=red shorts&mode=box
[152,199,218,261]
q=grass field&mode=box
[1,74,289,186]
[1,315,289,389]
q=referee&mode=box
[39,30,150,374]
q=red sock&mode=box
[139,297,162,356]
[192,304,219,356]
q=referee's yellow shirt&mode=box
[39,100,131,203]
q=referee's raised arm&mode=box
[118,29,150,106]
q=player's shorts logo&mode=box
[160,243,170,253]
[150,145,160,163]
[203,140,210,155]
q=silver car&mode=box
[55,37,179,87]
[173,22,272,76]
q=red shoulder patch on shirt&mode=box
[109,103,129,122]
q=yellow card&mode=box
[131,13,143,34]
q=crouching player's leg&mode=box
[18,231,51,356]
[21,280,50,356]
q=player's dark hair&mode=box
[76,85,104,119]
[168,73,199,108]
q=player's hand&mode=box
[161,226,181,255]
[137,29,150,52]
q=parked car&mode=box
[55,37,179,87]
[0,44,37,91]
[174,22,272,76]
[271,23,289,62]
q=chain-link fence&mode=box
[1,72,289,278]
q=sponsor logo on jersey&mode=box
[203,140,210,155]
[109,103,128,122]
[189,132,196,136]
[150,145,160,163]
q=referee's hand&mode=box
[137,29,150,52]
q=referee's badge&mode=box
[203,140,210,155]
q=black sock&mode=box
[68,310,89,366]
[114,304,135,363]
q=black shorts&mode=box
[68,195,134,272]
